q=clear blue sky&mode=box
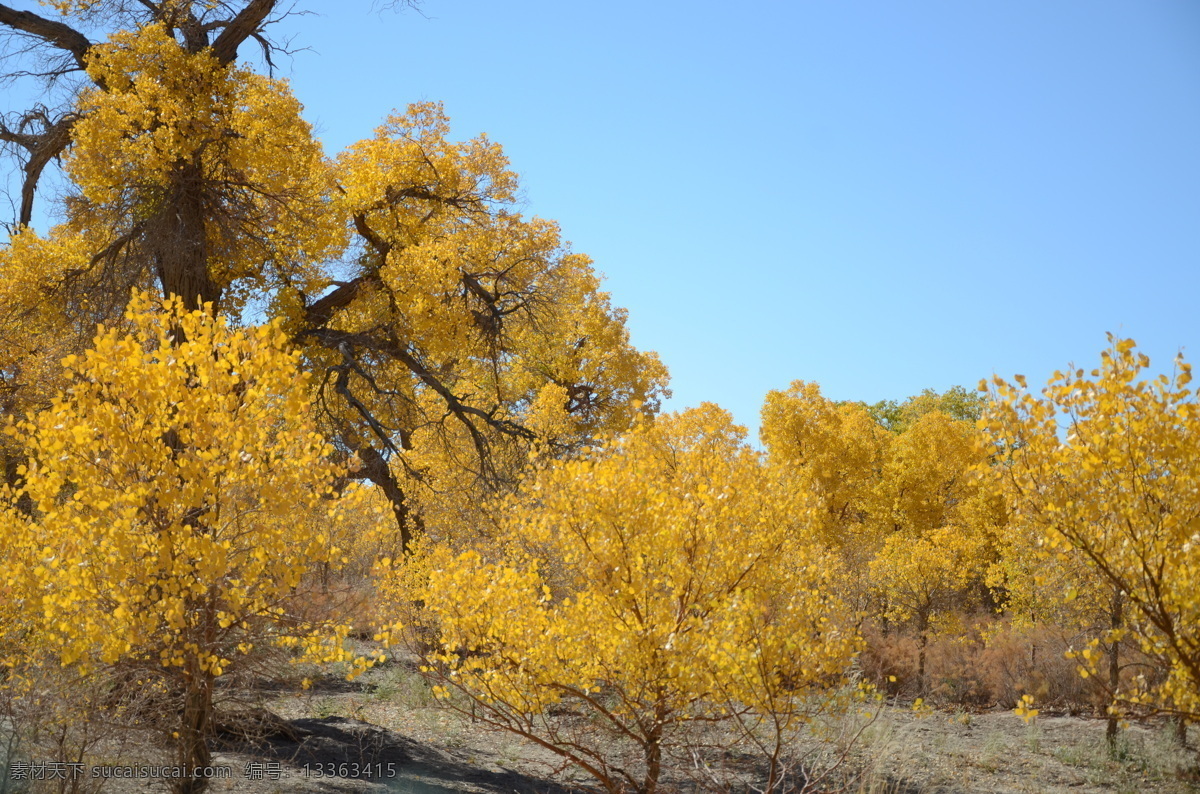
[40,1,1200,436]
[274,0,1190,440]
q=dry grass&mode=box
[4,628,1198,792]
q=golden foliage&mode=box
[66,22,345,313]
[761,381,888,551]
[0,230,95,473]
[762,383,997,617]
[386,405,860,792]
[983,336,1200,718]
[323,102,668,442]
[868,411,998,631]
[1,293,365,675]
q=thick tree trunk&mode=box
[152,161,221,312]
[357,444,415,555]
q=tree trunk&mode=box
[642,726,662,794]
[916,607,930,698]
[358,444,415,556]
[175,662,215,794]
[1106,591,1123,753]
[152,161,221,313]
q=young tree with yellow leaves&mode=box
[869,526,989,696]
[0,294,369,793]
[985,512,1133,736]
[386,405,861,794]
[983,336,1200,728]
[868,411,999,693]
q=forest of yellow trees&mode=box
[0,3,1196,793]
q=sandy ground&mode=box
[196,661,1199,793]
[15,659,1199,793]
[843,708,1197,793]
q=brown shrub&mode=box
[858,615,1116,713]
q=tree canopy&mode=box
[0,0,668,551]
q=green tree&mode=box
[867,385,985,434]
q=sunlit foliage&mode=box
[388,405,861,793]
[763,383,999,695]
[983,337,1200,720]
[0,294,369,781]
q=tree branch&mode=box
[352,212,392,259]
[302,273,381,328]
[0,4,92,69]
[0,111,76,227]
[209,0,278,65]
[299,327,536,473]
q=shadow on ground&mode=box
[217,715,576,793]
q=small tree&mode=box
[1,293,369,793]
[388,405,861,794]
[869,524,989,696]
[983,336,1200,727]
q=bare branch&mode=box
[209,0,278,65]
[0,109,76,226]
[0,4,92,69]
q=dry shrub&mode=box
[977,622,1100,711]
[859,616,1121,713]
[1,660,143,794]
[857,624,919,699]
[857,617,994,705]
[926,629,992,707]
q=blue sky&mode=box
[25,1,1200,437]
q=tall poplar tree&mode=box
[0,1,668,549]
